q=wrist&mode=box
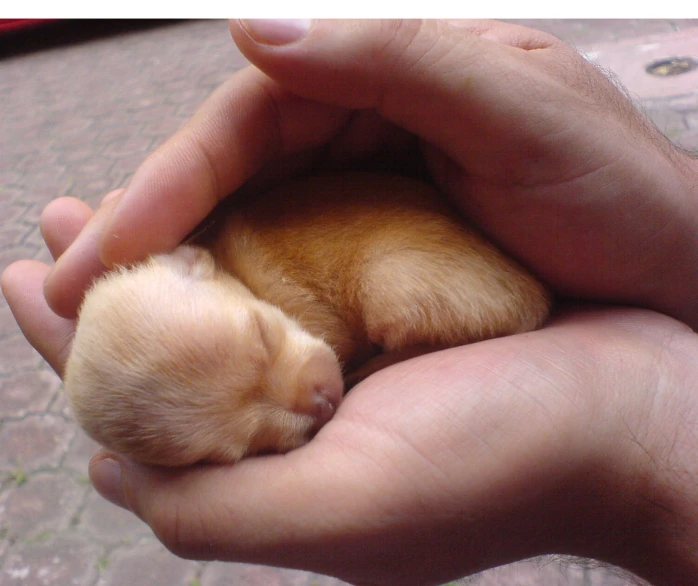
[578,309,698,584]
[480,309,698,585]
[629,144,698,331]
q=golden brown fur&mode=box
[64,173,551,466]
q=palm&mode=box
[89,307,698,586]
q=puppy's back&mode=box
[205,173,551,366]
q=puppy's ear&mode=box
[153,245,217,280]
[251,305,286,361]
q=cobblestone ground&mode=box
[2,19,698,586]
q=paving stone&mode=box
[684,111,698,129]
[0,335,43,376]
[0,301,22,339]
[95,124,147,144]
[60,428,100,477]
[0,414,76,473]
[48,389,73,420]
[0,187,21,205]
[0,534,101,586]
[0,369,61,420]
[94,539,200,586]
[0,227,35,257]
[675,127,698,152]
[31,245,54,267]
[0,204,29,225]
[665,93,698,113]
[100,136,155,160]
[49,116,94,139]
[141,115,185,138]
[201,562,352,586]
[467,557,647,585]
[505,19,683,47]
[581,28,698,101]
[642,106,688,139]
[16,204,46,228]
[0,473,87,541]
[78,488,152,546]
[56,145,106,166]
[62,177,117,206]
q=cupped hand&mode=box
[4,196,698,585]
[89,309,698,586]
[5,210,698,585]
[37,19,698,328]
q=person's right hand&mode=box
[37,19,698,331]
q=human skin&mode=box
[4,19,698,586]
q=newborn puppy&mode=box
[64,173,551,466]
[66,246,343,466]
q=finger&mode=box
[230,19,584,183]
[43,193,123,319]
[0,261,76,376]
[47,68,349,318]
[97,66,350,267]
[231,19,698,330]
[40,197,96,261]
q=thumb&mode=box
[230,19,592,184]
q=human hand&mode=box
[5,222,698,585]
[84,308,698,586]
[38,19,698,330]
[5,18,698,586]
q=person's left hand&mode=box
[5,198,698,586]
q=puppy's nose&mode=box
[310,386,340,430]
[293,351,344,430]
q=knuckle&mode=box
[370,19,434,71]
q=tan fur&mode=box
[64,173,551,466]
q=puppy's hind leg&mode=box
[357,245,550,355]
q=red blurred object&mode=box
[0,19,51,33]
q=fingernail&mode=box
[89,456,127,509]
[100,188,125,207]
[44,195,123,318]
[239,19,312,46]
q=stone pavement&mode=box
[1,19,697,586]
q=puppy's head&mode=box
[64,246,343,466]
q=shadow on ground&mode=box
[0,20,187,60]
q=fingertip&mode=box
[227,19,475,130]
[95,148,219,269]
[100,188,126,207]
[89,450,166,522]
[89,452,127,510]
[43,257,93,321]
[40,197,94,262]
[1,259,75,375]
[43,195,124,319]
[39,196,91,227]
[0,259,32,298]
[1,260,51,309]
[235,19,313,47]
